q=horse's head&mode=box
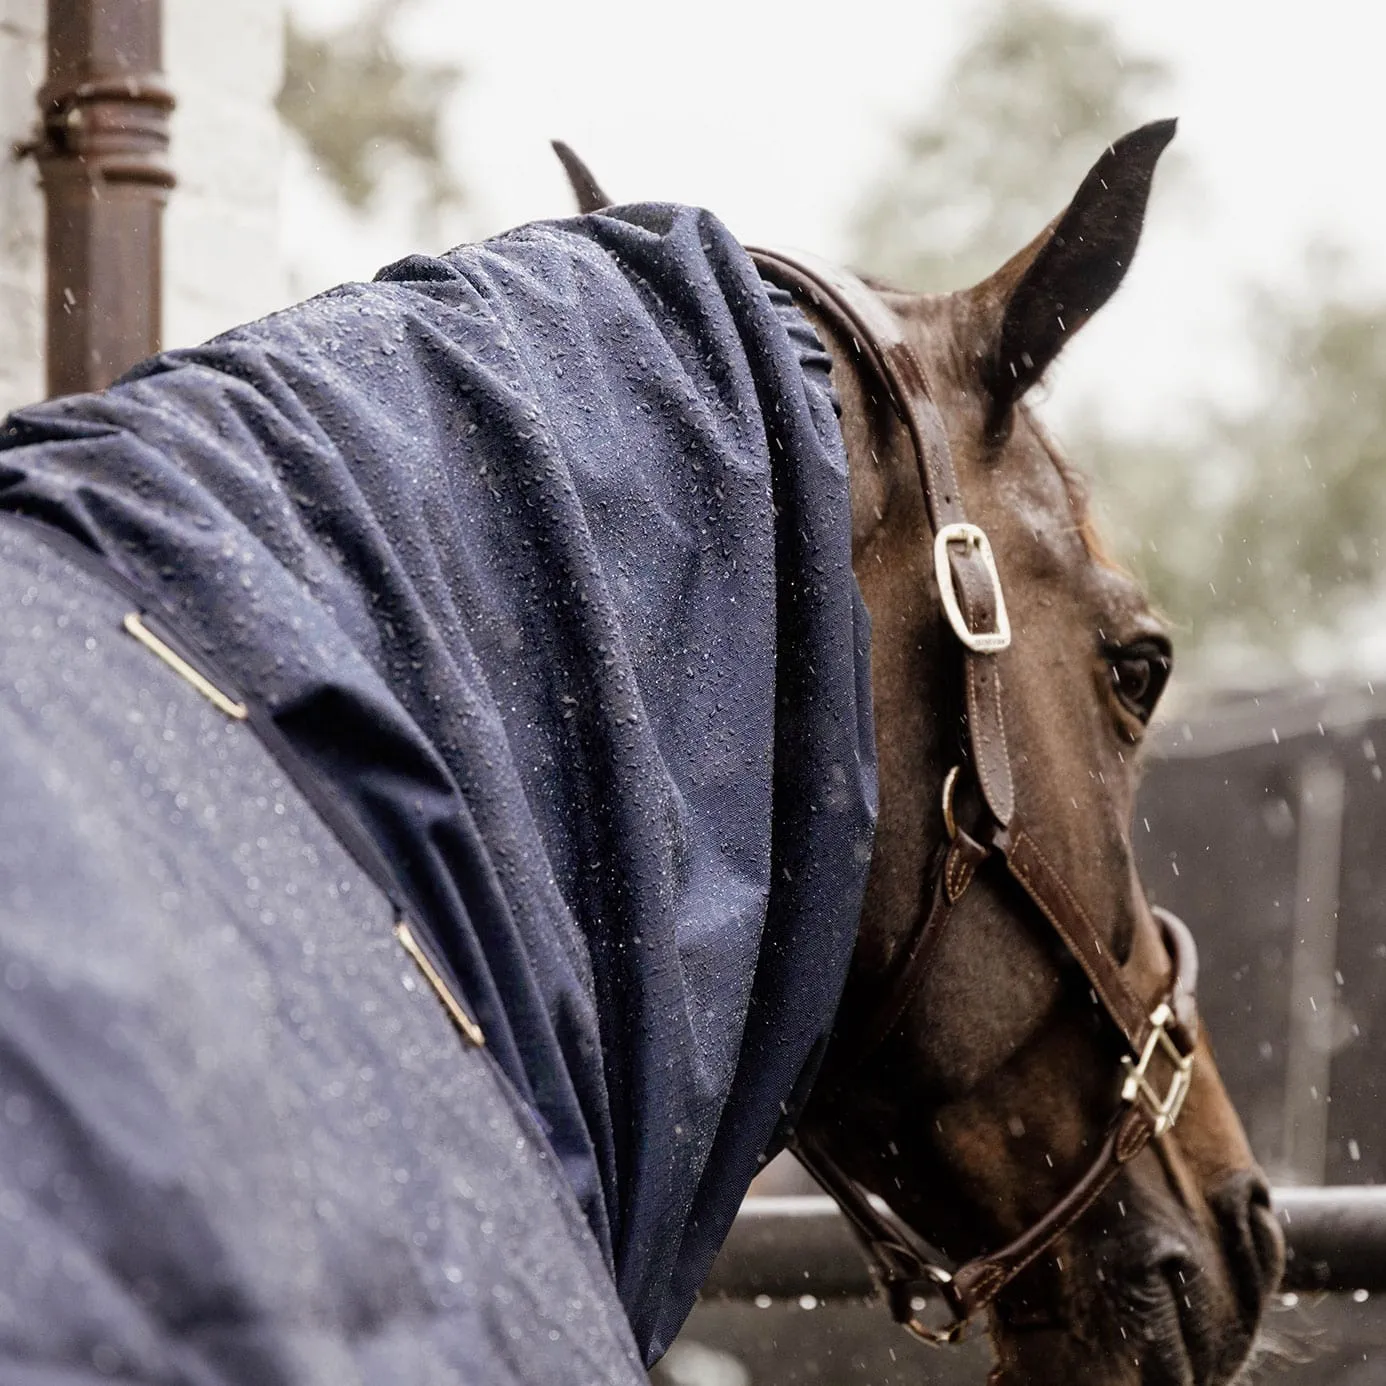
[795,122,1283,1385]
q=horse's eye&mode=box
[1106,640,1171,725]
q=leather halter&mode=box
[748,245,1201,1343]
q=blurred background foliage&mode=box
[849,0,1174,295]
[278,0,465,237]
[847,0,1386,687]
[280,0,1386,689]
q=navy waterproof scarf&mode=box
[0,204,877,1359]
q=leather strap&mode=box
[794,1102,1158,1340]
[749,245,1201,1340]
[795,980,1186,1343]
[998,826,1159,1056]
[845,819,1181,1073]
[831,830,986,1069]
[799,905,1197,1342]
[948,1104,1154,1319]
[750,246,1015,827]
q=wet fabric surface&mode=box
[0,204,876,1362]
[0,522,648,1386]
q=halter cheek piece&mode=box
[748,247,1200,1344]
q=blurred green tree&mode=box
[278,0,464,229]
[1089,250,1386,674]
[851,0,1386,681]
[851,0,1172,294]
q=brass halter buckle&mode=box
[933,523,1011,654]
[1120,1000,1194,1137]
[888,1264,968,1346]
[940,764,962,840]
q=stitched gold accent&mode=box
[987,665,1012,811]
[1116,1110,1153,1164]
[395,919,485,1047]
[122,613,248,721]
[965,661,1015,825]
[944,843,975,904]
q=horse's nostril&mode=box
[1210,1169,1285,1320]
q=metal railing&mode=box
[701,1189,1386,1301]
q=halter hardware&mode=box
[933,523,1011,654]
[749,243,1201,1346]
[890,1265,967,1346]
[940,764,962,841]
[1121,1000,1194,1137]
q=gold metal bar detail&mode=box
[122,612,249,721]
[394,919,485,1047]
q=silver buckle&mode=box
[933,523,1011,654]
[895,1264,968,1346]
[1120,1001,1194,1137]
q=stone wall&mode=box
[0,0,44,415]
[0,0,286,416]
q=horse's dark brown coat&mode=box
[795,129,1283,1386]
[554,126,1283,1385]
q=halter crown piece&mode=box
[747,246,1199,1344]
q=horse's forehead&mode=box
[897,300,1152,623]
[994,446,1075,544]
[975,429,1087,578]
[899,304,1072,527]
[987,435,1152,634]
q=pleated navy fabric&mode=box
[0,203,877,1362]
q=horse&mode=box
[560,120,1284,1384]
[0,121,1278,1386]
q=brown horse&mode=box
[559,122,1283,1385]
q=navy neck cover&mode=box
[0,203,877,1360]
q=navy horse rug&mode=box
[0,205,877,1381]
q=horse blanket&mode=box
[0,204,877,1379]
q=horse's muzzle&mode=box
[1208,1168,1284,1331]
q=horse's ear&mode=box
[973,119,1177,431]
[551,140,612,213]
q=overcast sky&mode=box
[284,0,1386,445]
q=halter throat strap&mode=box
[748,245,1199,1342]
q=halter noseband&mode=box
[748,245,1200,1344]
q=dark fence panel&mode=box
[1140,684,1386,1188]
[662,682,1386,1384]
